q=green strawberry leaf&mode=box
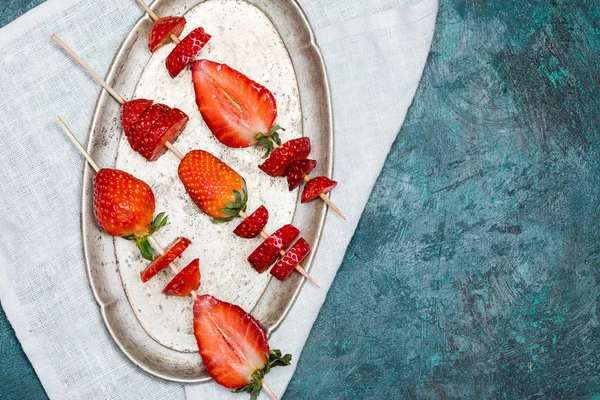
[136,237,154,261]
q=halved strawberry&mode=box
[178,150,247,221]
[162,258,200,296]
[148,16,186,53]
[140,236,191,283]
[191,59,277,148]
[129,103,170,151]
[248,224,299,273]
[233,205,268,239]
[138,107,189,161]
[166,27,211,78]
[301,176,337,203]
[193,295,291,395]
[286,159,316,191]
[270,238,311,281]
[258,137,311,177]
[121,98,153,145]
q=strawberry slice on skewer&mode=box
[301,176,337,203]
[93,168,167,260]
[128,103,170,151]
[270,238,311,281]
[140,236,191,282]
[193,295,291,396]
[162,258,200,296]
[233,205,268,239]
[138,107,189,161]
[248,224,300,273]
[259,137,311,177]
[166,27,212,78]
[148,16,186,52]
[121,98,153,140]
[178,150,247,221]
[191,59,277,148]
[286,159,316,191]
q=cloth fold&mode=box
[0,0,436,398]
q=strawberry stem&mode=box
[255,125,284,158]
[214,189,248,223]
[122,212,169,260]
[232,350,292,399]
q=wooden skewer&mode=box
[135,0,181,44]
[131,3,345,221]
[239,211,319,288]
[53,35,319,288]
[56,116,197,298]
[51,34,125,105]
[262,380,278,400]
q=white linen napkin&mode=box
[0,0,437,399]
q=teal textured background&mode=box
[2,0,600,398]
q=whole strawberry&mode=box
[178,150,247,222]
[93,168,167,260]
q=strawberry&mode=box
[178,150,247,221]
[166,27,211,78]
[193,294,291,396]
[148,16,186,53]
[191,59,277,148]
[140,236,191,283]
[121,98,153,143]
[248,224,299,273]
[258,137,311,177]
[138,107,189,161]
[286,159,316,191]
[93,169,167,260]
[270,238,311,281]
[233,205,268,239]
[162,258,200,296]
[301,176,337,203]
[129,103,170,151]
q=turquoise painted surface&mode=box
[2,0,600,399]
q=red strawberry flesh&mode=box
[148,16,186,53]
[248,224,299,273]
[193,294,269,389]
[259,137,311,177]
[130,103,170,151]
[140,236,191,283]
[166,27,211,78]
[301,176,337,203]
[93,168,155,237]
[270,238,311,281]
[191,59,277,148]
[162,258,200,296]
[233,205,269,239]
[138,107,189,161]
[121,98,153,147]
[286,159,317,191]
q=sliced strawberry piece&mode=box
[140,236,191,283]
[270,238,311,281]
[301,176,337,203]
[121,98,153,146]
[191,59,277,148]
[129,103,170,152]
[166,27,211,78]
[259,137,311,177]
[162,258,200,296]
[148,16,186,53]
[248,224,299,273]
[193,295,269,389]
[138,107,188,161]
[286,159,316,191]
[233,205,268,239]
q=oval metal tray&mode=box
[81,0,332,383]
